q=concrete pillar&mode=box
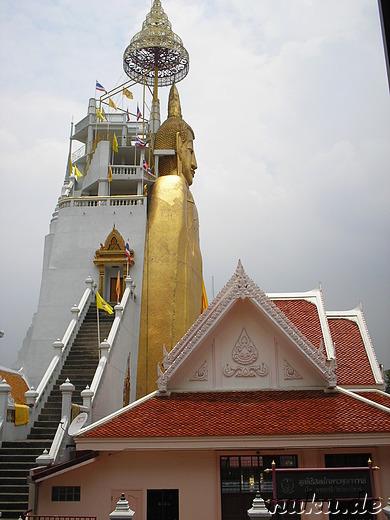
[247,493,272,519]
[0,379,11,420]
[115,304,123,318]
[25,386,39,407]
[125,276,133,290]
[60,378,75,421]
[85,275,94,290]
[71,304,80,319]
[109,493,135,519]
[53,339,64,357]
[81,385,94,410]
[81,386,94,425]
[100,340,110,359]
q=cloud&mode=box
[0,0,389,372]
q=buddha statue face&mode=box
[155,84,198,187]
[177,128,197,186]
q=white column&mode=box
[60,378,75,421]
[0,380,11,442]
[81,386,94,425]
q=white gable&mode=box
[158,262,337,392]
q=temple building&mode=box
[0,1,389,519]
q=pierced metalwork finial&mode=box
[123,0,189,87]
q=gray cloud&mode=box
[1,0,389,370]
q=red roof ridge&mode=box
[75,390,159,438]
[335,385,390,414]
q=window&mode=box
[325,453,371,467]
[325,454,373,520]
[220,454,298,495]
[147,489,178,520]
[220,454,299,520]
[52,486,80,501]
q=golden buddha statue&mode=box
[136,84,203,398]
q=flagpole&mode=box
[127,240,130,277]
[66,120,74,182]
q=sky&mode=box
[0,0,389,371]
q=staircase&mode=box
[0,303,114,519]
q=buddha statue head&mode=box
[155,84,197,186]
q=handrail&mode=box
[89,276,135,404]
[58,195,145,210]
[32,277,95,415]
[48,415,68,464]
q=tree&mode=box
[384,369,390,394]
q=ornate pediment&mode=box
[94,225,134,266]
[158,261,337,392]
[223,328,268,378]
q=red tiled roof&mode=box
[355,391,390,407]
[328,318,375,386]
[272,299,325,354]
[80,390,390,439]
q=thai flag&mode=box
[125,241,131,262]
[96,81,107,94]
[143,159,152,175]
[135,136,146,147]
[137,103,142,121]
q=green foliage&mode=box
[384,369,390,394]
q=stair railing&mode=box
[89,275,135,413]
[26,276,95,427]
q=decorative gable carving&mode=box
[189,361,208,382]
[283,360,303,380]
[223,328,268,378]
[157,261,337,392]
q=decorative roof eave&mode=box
[335,386,390,414]
[327,305,383,385]
[75,431,390,451]
[158,261,337,392]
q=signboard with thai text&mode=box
[275,469,372,500]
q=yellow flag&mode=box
[74,165,83,179]
[96,292,113,315]
[109,98,117,110]
[113,133,118,153]
[108,165,113,182]
[122,87,133,100]
[201,278,208,312]
[96,108,104,122]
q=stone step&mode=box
[28,432,54,438]
[0,461,37,471]
[0,446,43,457]
[0,492,29,503]
[0,477,28,487]
[0,467,31,478]
[1,506,28,520]
[0,303,113,519]
[1,440,49,449]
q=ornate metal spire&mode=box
[123,0,189,87]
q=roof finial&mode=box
[168,84,182,118]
